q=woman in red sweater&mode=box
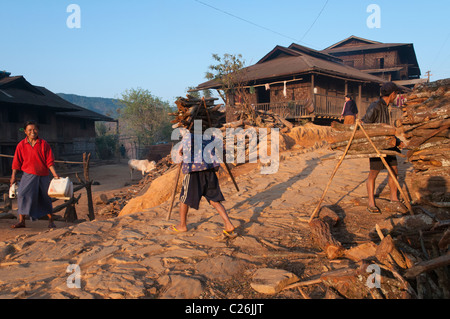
[10,121,60,229]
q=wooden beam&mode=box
[357,83,362,120]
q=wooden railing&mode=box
[314,94,344,117]
[252,97,403,124]
[254,100,311,119]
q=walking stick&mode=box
[309,121,359,223]
[166,164,182,221]
[357,122,414,216]
[221,162,240,192]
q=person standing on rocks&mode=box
[171,131,237,238]
[10,121,60,229]
[362,82,404,214]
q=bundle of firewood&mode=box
[169,95,225,131]
[395,79,450,202]
[221,109,294,133]
[303,206,450,299]
[217,108,293,166]
[328,122,401,157]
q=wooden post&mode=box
[311,74,316,109]
[83,153,95,221]
[357,83,362,120]
[76,153,95,221]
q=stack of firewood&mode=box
[328,122,401,157]
[300,206,450,299]
[169,95,225,131]
[216,108,294,167]
[395,79,450,202]
[222,109,294,133]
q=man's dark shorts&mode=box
[180,169,225,210]
[369,155,398,171]
[369,146,400,171]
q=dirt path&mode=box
[0,146,420,299]
[0,148,414,243]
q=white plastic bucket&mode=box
[48,177,73,200]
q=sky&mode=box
[1,0,450,104]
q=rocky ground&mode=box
[0,145,417,299]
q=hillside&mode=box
[57,93,123,118]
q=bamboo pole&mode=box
[166,164,182,221]
[309,121,359,223]
[0,153,84,165]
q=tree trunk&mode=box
[375,235,410,270]
[405,253,450,279]
[331,137,397,154]
[309,218,344,260]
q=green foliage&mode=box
[118,88,172,146]
[95,122,118,160]
[185,87,213,99]
[96,134,118,160]
[205,53,246,102]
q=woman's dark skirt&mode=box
[17,173,53,221]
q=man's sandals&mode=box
[169,225,239,239]
[11,222,56,229]
[223,229,238,239]
[367,206,381,215]
[11,222,26,229]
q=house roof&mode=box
[323,35,382,50]
[0,76,81,112]
[0,76,115,122]
[257,43,342,64]
[323,42,413,54]
[195,44,385,91]
[322,36,421,77]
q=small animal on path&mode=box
[128,159,156,180]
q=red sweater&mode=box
[12,138,55,176]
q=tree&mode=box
[118,88,172,154]
[95,122,118,160]
[205,53,246,104]
[205,53,257,123]
[186,87,213,100]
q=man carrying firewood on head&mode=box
[362,82,405,215]
[170,127,237,238]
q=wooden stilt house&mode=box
[194,43,389,123]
